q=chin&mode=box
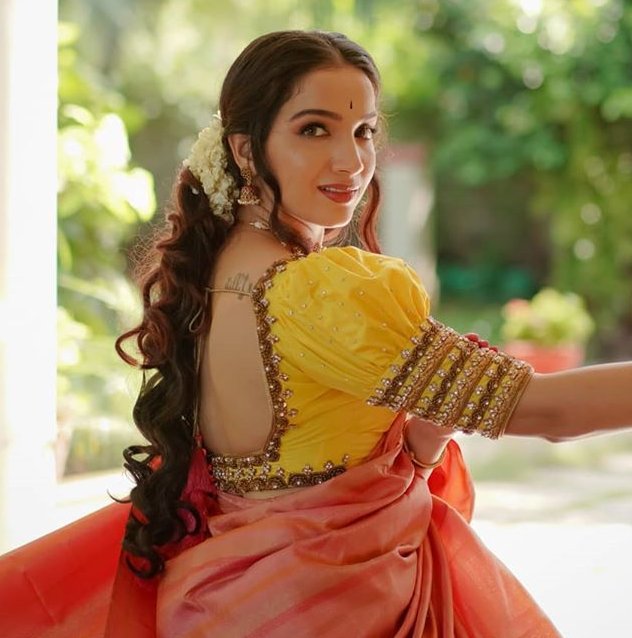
[317,214,354,231]
[321,202,357,225]
[285,205,354,231]
[328,215,355,229]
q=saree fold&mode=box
[0,416,561,637]
[155,419,561,638]
[0,500,129,638]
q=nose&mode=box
[331,135,364,176]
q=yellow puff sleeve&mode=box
[270,246,533,439]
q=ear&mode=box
[227,133,253,173]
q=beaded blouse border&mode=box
[366,317,533,439]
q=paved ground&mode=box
[472,520,632,636]
[463,435,632,637]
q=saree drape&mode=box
[153,416,560,637]
[0,415,560,637]
[0,500,129,638]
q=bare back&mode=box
[198,227,292,459]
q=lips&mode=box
[318,184,359,204]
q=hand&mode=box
[404,415,453,476]
[464,332,498,352]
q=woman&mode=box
[104,29,632,637]
[2,30,629,638]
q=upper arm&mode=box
[270,247,534,439]
[367,317,533,438]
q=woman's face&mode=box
[262,65,378,237]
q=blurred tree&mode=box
[388,0,632,356]
[57,22,154,473]
[55,0,632,473]
[59,0,632,358]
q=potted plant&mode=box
[500,288,595,373]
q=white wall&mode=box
[380,143,437,298]
[0,0,58,553]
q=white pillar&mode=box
[380,143,437,298]
[0,0,58,553]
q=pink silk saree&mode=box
[0,415,560,637]
[138,415,559,637]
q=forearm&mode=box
[505,362,632,441]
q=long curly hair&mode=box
[115,30,384,578]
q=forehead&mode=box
[280,65,377,115]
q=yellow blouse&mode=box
[209,246,533,495]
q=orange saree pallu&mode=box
[153,422,560,638]
[0,500,130,638]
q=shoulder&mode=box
[211,230,293,294]
[302,245,407,276]
[274,246,428,302]
[266,246,430,328]
[263,247,434,394]
[277,245,417,283]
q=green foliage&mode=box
[64,425,137,475]
[378,0,632,345]
[57,0,632,473]
[58,22,151,473]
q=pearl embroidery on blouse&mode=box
[366,317,533,439]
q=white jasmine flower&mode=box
[183,114,238,223]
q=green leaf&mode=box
[602,87,632,121]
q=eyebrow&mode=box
[289,108,378,121]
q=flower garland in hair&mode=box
[183,113,238,223]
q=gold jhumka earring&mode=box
[237,166,261,205]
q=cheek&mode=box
[271,143,315,182]
[363,147,377,174]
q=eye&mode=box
[356,124,377,140]
[300,122,328,137]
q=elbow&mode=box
[511,404,578,442]
[540,433,571,444]
[537,405,587,443]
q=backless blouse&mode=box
[208,246,532,495]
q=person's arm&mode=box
[405,361,632,473]
[404,333,498,474]
[505,361,632,441]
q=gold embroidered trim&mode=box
[208,250,350,494]
[367,317,533,439]
[211,457,350,494]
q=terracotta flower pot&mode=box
[503,341,585,373]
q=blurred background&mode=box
[1,0,632,635]
[54,0,632,476]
